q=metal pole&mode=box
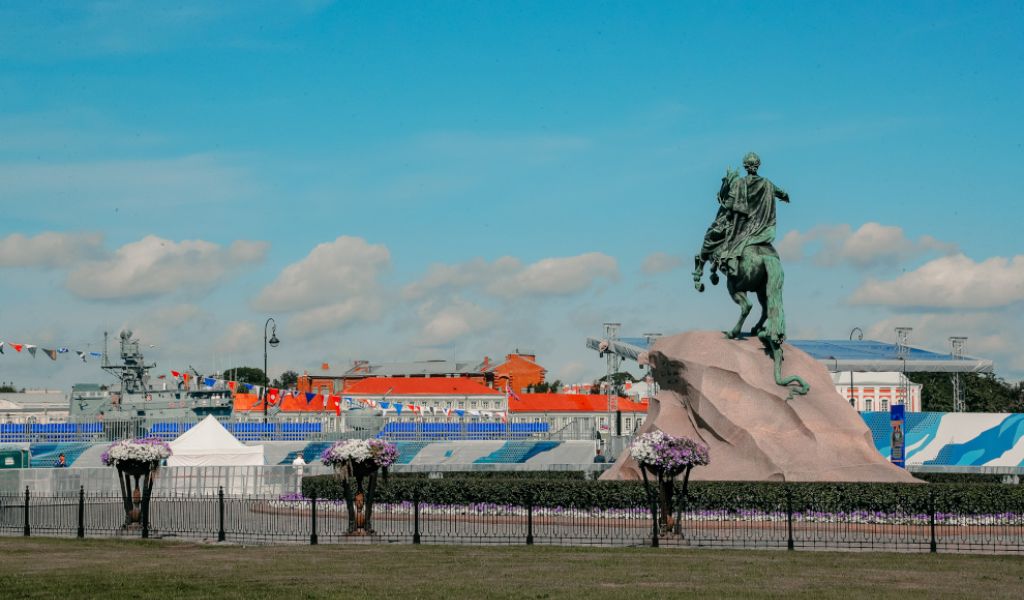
[77,485,85,539]
[218,487,226,542]
[786,487,794,551]
[413,488,421,545]
[310,494,318,545]
[929,491,937,553]
[526,492,534,545]
[23,486,30,537]
[263,318,271,423]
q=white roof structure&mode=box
[168,415,264,467]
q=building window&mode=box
[880,399,889,411]
[470,401,477,409]
[865,398,874,411]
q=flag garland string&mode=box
[0,339,101,362]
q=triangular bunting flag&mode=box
[12,343,23,353]
[203,377,216,387]
[305,392,316,404]
[393,403,404,415]
[42,348,57,361]
[76,351,86,362]
[26,345,37,357]
[171,371,182,379]
[455,409,465,418]
[0,341,5,354]
[58,347,69,354]
[227,381,237,392]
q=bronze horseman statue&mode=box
[693,152,809,396]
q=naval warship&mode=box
[67,330,381,439]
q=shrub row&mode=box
[301,475,1024,515]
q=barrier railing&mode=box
[1,484,1020,554]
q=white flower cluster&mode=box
[323,439,373,464]
[102,438,171,466]
[628,431,661,466]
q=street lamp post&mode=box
[263,318,280,423]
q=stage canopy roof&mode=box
[585,336,993,373]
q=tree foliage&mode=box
[907,372,1024,413]
[223,367,266,386]
[274,370,299,389]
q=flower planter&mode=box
[102,439,171,531]
[320,439,399,536]
[630,431,709,537]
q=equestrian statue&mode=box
[692,152,809,396]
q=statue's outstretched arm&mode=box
[774,186,790,203]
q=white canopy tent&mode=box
[167,415,265,467]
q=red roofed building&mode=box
[508,393,649,434]
[486,352,547,393]
[342,377,507,416]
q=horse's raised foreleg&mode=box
[751,288,768,337]
[692,255,706,292]
[724,282,751,339]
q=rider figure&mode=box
[700,152,789,278]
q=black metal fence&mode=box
[1,486,1021,553]
[2,485,1024,552]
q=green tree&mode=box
[906,372,1024,413]
[274,370,299,389]
[0,382,18,393]
[224,367,266,387]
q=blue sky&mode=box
[1,1,1022,390]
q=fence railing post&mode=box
[929,490,937,553]
[77,486,85,539]
[310,494,318,545]
[23,486,30,537]
[526,492,534,546]
[413,488,421,544]
[786,486,794,551]
[217,487,226,542]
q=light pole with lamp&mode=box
[263,317,280,423]
[849,327,863,409]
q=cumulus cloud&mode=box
[641,252,684,275]
[488,253,619,298]
[850,254,1024,309]
[778,222,956,269]
[253,236,391,336]
[0,231,105,268]
[66,236,267,300]
[404,252,618,301]
[415,298,497,347]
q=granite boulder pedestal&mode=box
[601,331,918,483]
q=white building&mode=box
[831,372,922,413]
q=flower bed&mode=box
[267,493,1022,526]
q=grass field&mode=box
[1,538,1022,599]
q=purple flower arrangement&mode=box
[629,430,710,476]
[100,437,172,467]
[270,495,1021,526]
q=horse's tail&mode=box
[762,254,786,343]
[762,254,809,397]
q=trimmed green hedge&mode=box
[301,475,1024,514]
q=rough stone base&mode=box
[601,331,919,483]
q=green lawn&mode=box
[1,538,1021,599]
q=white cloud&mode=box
[850,254,1024,309]
[488,253,619,298]
[779,222,956,269]
[415,298,497,347]
[404,252,619,301]
[0,232,105,268]
[66,236,267,300]
[253,236,390,335]
[641,252,684,275]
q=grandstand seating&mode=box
[376,421,550,441]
